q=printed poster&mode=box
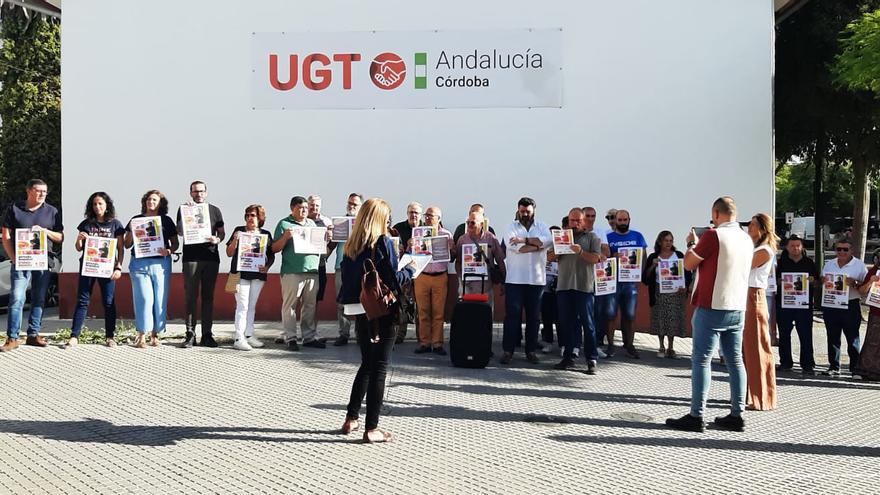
[131,216,165,258]
[81,236,116,278]
[780,272,810,309]
[766,262,777,294]
[398,254,432,278]
[551,229,575,255]
[331,217,355,242]
[595,258,617,296]
[427,236,451,263]
[546,260,558,278]
[617,247,642,282]
[658,258,685,294]
[866,282,880,309]
[237,232,269,272]
[461,243,488,276]
[14,228,47,270]
[291,227,327,255]
[412,226,436,255]
[821,273,848,309]
[181,203,212,245]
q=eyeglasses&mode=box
[466,221,478,226]
[424,213,437,218]
[191,189,206,194]
[836,247,850,252]
[33,189,48,195]
[245,213,257,218]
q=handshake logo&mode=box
[369,52,406,90]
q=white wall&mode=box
[61,0,774,272]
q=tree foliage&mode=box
[0,6,61,209]
[776,161,856,218]
[834,9,880,95]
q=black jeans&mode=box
[777,307,815,371]
[183,260,220,336]
[822,300,862,372]
[346,313,396,430]
[540,291,557,343]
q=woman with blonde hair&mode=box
[743,213,779,410]
[337,198,415,443]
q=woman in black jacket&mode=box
[337,198,415,443]
[643,231,692,358]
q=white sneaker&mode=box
[233,339,252,351]
[246,336,264,348]
[572,347,580,358]
[597,348,607,359]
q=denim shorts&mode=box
[608,282,639,321]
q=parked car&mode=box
[0,248,61,312]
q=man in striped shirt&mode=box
[666,197,753,433]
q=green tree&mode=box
[834,9,880,94]
[0,6,61,209]
[776,0,880,261]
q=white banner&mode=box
[251,29,563,109]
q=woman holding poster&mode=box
[66,192,126,348]
[642,231,690,359]
[124,190,178,348]
[226,204,275,351]
[856,248,880,381]
[743,213,779,410]
[820,238,867,377]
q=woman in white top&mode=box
[743,213,779,411]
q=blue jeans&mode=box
[130,256,171,333]
[609,282,639,321]
[594,294,613,346]
[5,266,52,339]
[503,283,543,353]
[71,274,117,338]
[822,300,862,372]
[557,290,597,360]
[777,307,814,371]
[690,307,746,417]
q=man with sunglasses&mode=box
[452,203,495,244]
[820,238,867,377]
[1,179,63,353]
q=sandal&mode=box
[363,429,393,444]
[341,418,360,435]
[106,338,117,348]
[65,337,78,349]
[149,332,159,347]
[134,334,146,348]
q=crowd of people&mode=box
[2,179,879,440]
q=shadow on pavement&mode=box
[664,373,880,391]
[0,418,355,446]
[548,434,880,457]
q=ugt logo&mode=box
[369,52,406,90]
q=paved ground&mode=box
[0,314,878,494]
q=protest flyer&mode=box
[14,228,48,270]
[546,260,558,277]
[780,272,810,309]
[331,216,355,242]
[866,282,880,309]
[821,273,848,309]
[181,203,212,245]
[81,236,116,278]
[461,243,488,275]
[412,226,436,255]
[617,247,643,282]
[658,258,685,294]
[291,227,327,255]
[131,216,165,258]
[427,236,451,263]
[595,257,617,296]
[237,232,268,272]
[766,262,777,294]
[398,254,432,278]
[551,229,575,255]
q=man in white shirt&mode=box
[666,197,753,433]
[820,238,867,376]
[500,197,552,365]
